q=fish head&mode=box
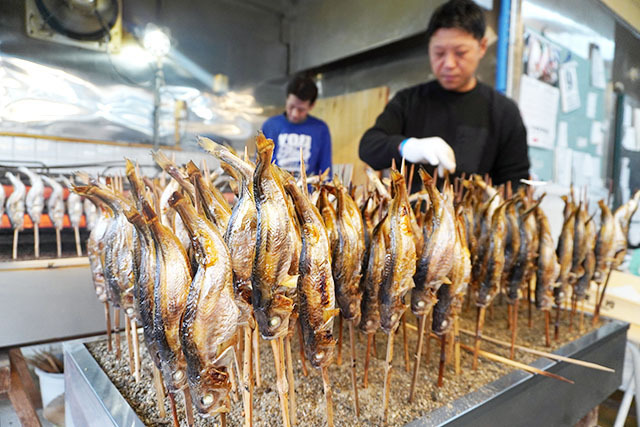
[189,365,231,416]
[304,330,336,369]
[254,293,293,339]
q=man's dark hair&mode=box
[425,0,486,44]
[286,74,318,105]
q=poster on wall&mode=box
[559,61,581,113]
[590,44,606,90]
[523,30,561,86]
[518,74,560,149]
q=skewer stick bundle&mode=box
[114,307,121,359]
[382,330,396,424]
[152,365,167,418]
[12,229,19,260]
[104,301,112,352]
[409,314,428,402]
[348,321,360,417]
[182,388,195,427]
[284,336,297,426]
[320,366,335,427]
[271,338,291,427]
[242,326,253,427]
[254,330,262,387]
[34,225,39,258]
[472,306,486,370]
[131,319,141,382]
[363,334,373,388]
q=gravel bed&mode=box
[86,299,603,426]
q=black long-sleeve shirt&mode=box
[359,80,530,193]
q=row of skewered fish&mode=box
[77,132,640,425]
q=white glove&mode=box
[399,137,456,177]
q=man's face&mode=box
[285,94,313,124]
[429,27,487,92]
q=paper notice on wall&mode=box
[590,44,606,90]
[623,127,637,151]
[624,103,633,127]
[590,121,604,146]
[577,136,588,148]
[586,92,598,119]
[557,121,568,148]
[555,147,573,186]
[635,109,640,148]
[559,62,581,113]
[518,74,560,149]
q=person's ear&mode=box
[479,36,488,57]
[309,101,315,111]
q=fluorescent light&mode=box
[143,24,171,58]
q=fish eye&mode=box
[96,286,103,293]
[173,370,184,381]
[366,320,373,326]
[126,307,134,316]
[315,351,324,360]
[441,320,448,328]
[201,393,214,406]
[269,317,281,327]
[417,301,425,308]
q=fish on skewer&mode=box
[0,183,5,222]
[185,161,232,235]
[535,204,560,346]
[593,200,616,284]
[199,137,257,326]
[61,176,84,256]
[611,190,640,269]
[42,175,65,257]
[6,172,26,259]
[252,133,297,427]
[169,191,240,418]
[380,168,416,424]
[19,167,45,258]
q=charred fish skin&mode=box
[535,207,560,311]
[283,175,337,368]
[332,179,365,323]
[142,201,192,393]
[199,137,257,325]
[185,161,232,234]
[475,201,508,307]
[169,191,240,416]
[359,215,388,335]
[252,133,296,340]
[594,200,615,284]
[411,171,455,317]
[379,170,416,334]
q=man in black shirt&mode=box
[359,0,529,193]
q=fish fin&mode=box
[281,275,299,289]
[442,276,452,285]
[323,308,340,324]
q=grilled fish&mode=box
[570,202,588,280]
[535,206,560,311]
[61,177,83,228]
[359,214,389,334]
[500,197,521,293]
[504,199,537,303]
[82,195,110,303]
[170,191,239,416]
[252,133,297,339]
[331,177,365,322]
[186,161,232,234]
[42,176,65,230]
[411,170,455,317]
[611,190,640,269]
[5,172,26,230]
[199,137,257,326]
[282,172,337,368]
[554,205,577,305]
[574,214,597,301]
[379,169,416,333]
[593,200,615,284]
[18,167,44,227]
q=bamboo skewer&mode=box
[363,334,373,388]
[74,226,82,256]
[220,412,227,427]
[297,321,308,377]
[554,304,561,341]
[437,333,447,387]
[402,314,410,372]
[55,228,62,258]
[242,326,253,427]
[569,292,576,332]
[510,299,519,359]
[457,341,574,384]
[528,276,534,328]
[284,335,297,426]
[152,364,167,418]
[182,388,195,427]
[337,316,343,366]
[579,300,585,332]
[320,366,334,427]
[124,317,135,375]
[458,328,614,372]
[382,330,395,425]
[131,319,141,382]
[472,306,486,370]
[168,392,180,427]
[593,267,612,324]
[544,311,551,347]
[348,321,360,417]
[12,229,19,260]
[114,307,121,359]
[254,329,262,387]
[454,315,461,375]
[34,225,39,258]
[104,301,112,352]
[271,338,291,427]
[409,314,428,403]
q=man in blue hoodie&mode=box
[262,74,332,177]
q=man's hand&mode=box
[399,137,456,177]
